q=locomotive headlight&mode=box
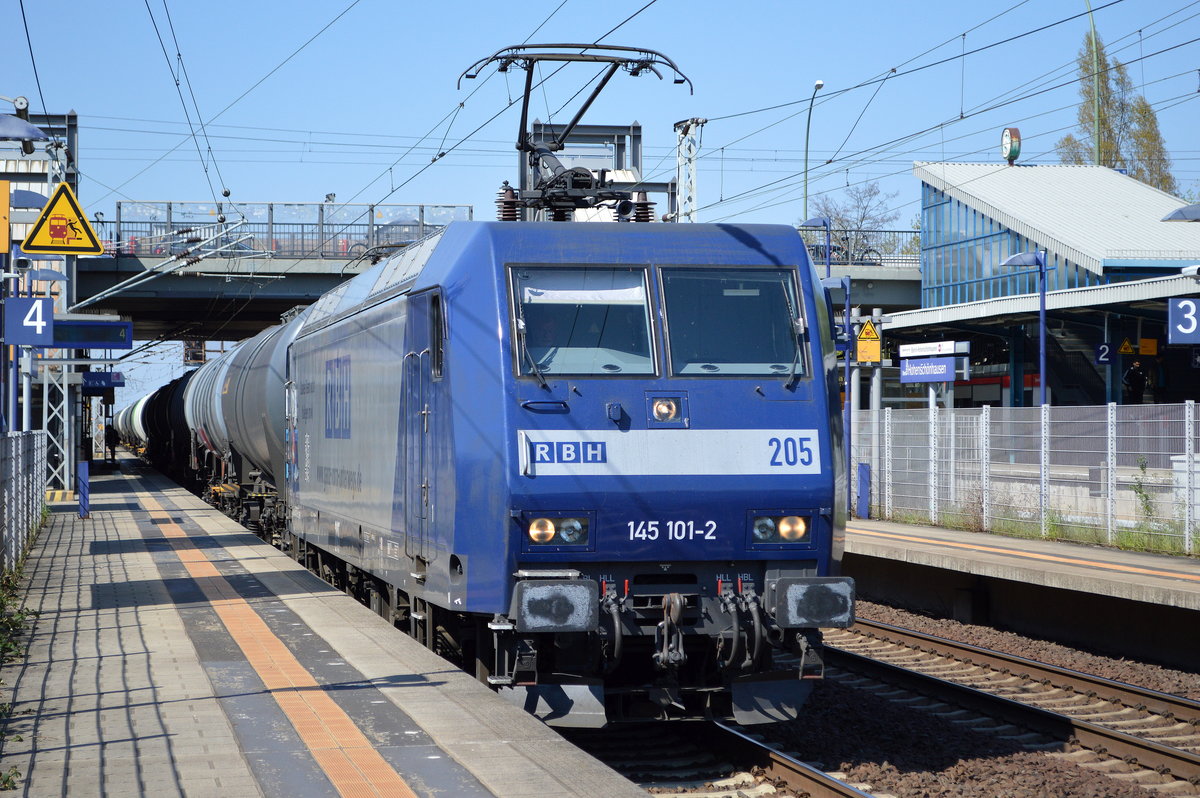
[526,516,589,545]
[778,515,809,541]
[557,517,587,544]
[752,516,777,542]
[752,514,811,544]
[528,518,556,543]
[652,398,679,422]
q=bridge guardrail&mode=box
[94,201,474,259]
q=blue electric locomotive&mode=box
[277,220,853,725]
[117,44,855,727]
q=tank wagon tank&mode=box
[116,44,855,727]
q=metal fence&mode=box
[96,201,474,259]
[798,228,920,269]
[0,432,48,574]
[852,402,1198,555]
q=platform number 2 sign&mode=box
[1169,298,1200,345]
[2,298,54,346]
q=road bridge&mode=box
[56,201,472,339]
[67,208,920,341]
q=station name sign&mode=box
[898,341,961,358]
[900,357,956,383]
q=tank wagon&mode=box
[117,45,855,727]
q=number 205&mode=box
[768,436,814,467]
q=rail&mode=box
[1,431,48,574]
[705,721,875,797]
[842,619,1200,725]
[826,621,1200,786]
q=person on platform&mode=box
[105,424,119,462]
[1122,360,1147,404]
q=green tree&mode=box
[1056,33,1178,194]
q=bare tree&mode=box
[1056,33,1178,194]
[802,181,900,260]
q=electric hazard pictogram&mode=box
[1117,338,1136,355]
[22,183,103,255]
[857,319,880,341]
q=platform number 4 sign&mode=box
[1169,298,1200,345]
[3,298,54,346]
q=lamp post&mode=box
[801,216,833,279]
[803,79,824,222]
[1001,250,1048,406]
[0,99,49,432]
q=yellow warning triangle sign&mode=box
[1117,338,1135,355]
[21,183,104,255]
[857,318,880,341]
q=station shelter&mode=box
[877,162,1200,407]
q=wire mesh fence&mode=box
[852,402,1197,556]
[1,432,48,574]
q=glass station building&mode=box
[914,162,1198,308]
[893,162,1200,406]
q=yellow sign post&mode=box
[0,180,10,254]
[21,183,103,255]
[856,318,881,363]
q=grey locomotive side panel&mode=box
[292,300,407,569]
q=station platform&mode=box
[0,459,645,798]
[844,519,1200,669]
[845,519,1200,611]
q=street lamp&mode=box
[0,99,49,433]
[803,79,824,222]
[1000,250,1048,406]
[801,216,833,279]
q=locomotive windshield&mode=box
[512,266,654,376]
[661,267,804,376]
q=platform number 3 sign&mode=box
[1169,298,1200,345]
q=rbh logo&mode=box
[531,441,607,464]
[325,355,351,439]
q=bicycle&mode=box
[804,234,883,266]
[833,233,882,265]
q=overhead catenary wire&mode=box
[144,0,235,215]
[706,0,1128,123]
[189,2,662,346]
[690,38,1200,219]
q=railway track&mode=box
[567,721,881,797]
[825,619,1200,791]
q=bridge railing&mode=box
[0,432,48,575]
[798,228,920,269]
[95,201,473,258]
[852,401,1199,556]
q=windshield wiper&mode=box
[783,316,805,389]
[516,318,550,389]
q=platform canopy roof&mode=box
[913,162,1200,276]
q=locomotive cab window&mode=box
[511,266,654,376]
[661,267,805,377]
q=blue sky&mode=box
[6,0,1198,224]
[5,0,1199,401]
